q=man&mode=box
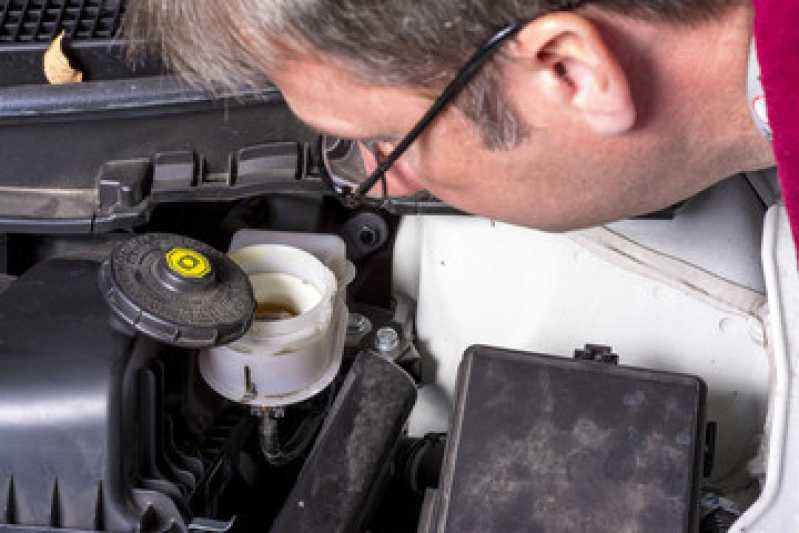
[125,0,790,236]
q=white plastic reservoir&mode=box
[200,232,353,407]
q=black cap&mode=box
[99,233,255,348]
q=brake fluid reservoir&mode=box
[199,234,353,407]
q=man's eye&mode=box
[321,136,371,187]
[357,135,401,146]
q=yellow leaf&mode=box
[43,31,84,85]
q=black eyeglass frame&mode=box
[323,0,588,209]
[330,22,526,208]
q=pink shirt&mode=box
[753,1,799,251]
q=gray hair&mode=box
[124,0,742,149]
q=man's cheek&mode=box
[416,156,471,194]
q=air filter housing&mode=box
[422,345,707,533]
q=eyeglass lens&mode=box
[321,136,388,191]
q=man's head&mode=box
[125,0,773,229]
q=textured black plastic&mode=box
[0,77,314,187]
[0,259,173,531]
[0,0,124,43]
[0,0,165,88]
[270,353,417,533]
[0,259,255,532]
[428,346,706,533]
[99,233,255,348]
[0,73,317,232]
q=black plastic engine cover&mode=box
[0,259,149,530]
[0,259,246,532]
[424,345,706,533]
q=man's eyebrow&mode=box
[358,134,401,145]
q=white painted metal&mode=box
[609,176,767,293]
[395,177,771,492]
[731,206,799,532]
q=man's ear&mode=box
[507,12,636,135]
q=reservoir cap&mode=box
[99,233,255,348]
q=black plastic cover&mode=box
[0,259,176,531]
[0,1,123,44]
[270,353,417,533]
[99,233,255,348]
[0,75,318,231]
[0,258,256,532]
[0,0,149,87]
[426,345,706,533]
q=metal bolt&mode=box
[359,225,379,247]
[268,406,286,420]
[250,406,268,417]
[375,326,400,353]
[348,313,372,336]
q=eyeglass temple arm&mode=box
[352,22,527,197]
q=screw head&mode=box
[375,326,400,353]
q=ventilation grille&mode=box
[0,0,124,43]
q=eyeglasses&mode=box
[320,2,587,210]
[321,22,527,209]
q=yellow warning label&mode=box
[165,248,212,279]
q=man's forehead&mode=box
[270,56,431,139]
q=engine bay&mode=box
[0,213,713,533]
[0,2,789,532]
